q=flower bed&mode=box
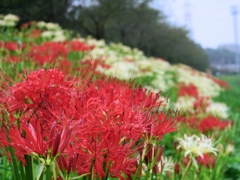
[0,14,237,180]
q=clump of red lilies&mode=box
[177,83,232,133]
[0,68,180,180]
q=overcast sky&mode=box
[152,0,240,49]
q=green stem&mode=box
[89,158,95,180]
[25,155,34,180]
[8,146,20,180]
[133,141,149,180]
[46,165,51,180]
[3,156,10,180]
[103,162,112,180]
[151,170,154,180]
[181,159,192,180]
[20,161,25,180]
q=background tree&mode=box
[1,0,210,71]
[205,48,236,64]
[0,0,75,25]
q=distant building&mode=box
[208,44,240,74]
[218,44,240,54]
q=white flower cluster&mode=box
[37,21,60,30]
[206,101,229,119]
[177,134,218,158]
[82,38,175,91]
[173,95,229,118]
[174,96,195,112]
[158,156,175,175]
[0,14,19,27]
[37,21,66,42]
[175,64,223,97]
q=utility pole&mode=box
[231,6,240,72]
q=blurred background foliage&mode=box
[1,0,210,71]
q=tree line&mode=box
[1,0,209,71]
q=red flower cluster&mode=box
[0,41,25,52]
[207,75,229,90]
[0,68,179,179]
[185,116,231,133]
[198,116,231,133]
[68,40,95,52]
[196,154,216,168]
[27,40,94,67]
[177,83,232,134]
[28,42,68,64]
[178,83,199,98]
[181,154,216,169]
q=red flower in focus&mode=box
[146,112,179,141]
[1,68,180,178]
[1,121,71,164]
[2,69,78,124]
[57,153,79,175]
[178,83,199,98]
[196,154,216,168]
[198,116,231,133]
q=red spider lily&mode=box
[207,75,230,89]
[178,83,199,98]
[2,69,75,113]
[1,121,71,165]
[184,115,232,133]
[72,130,138,179]
[74,78,167,140]
[57,153,79,175]
[145,111,180,142]
[69,78,178,178]
[3,41,25,52]
[5,42,19,51]
[1,68,179,178]
[196,154,216,168]
[198,116,232,133]
[68,40,94,52]
[28,42,68,65]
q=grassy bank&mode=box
[217,75,240,179]
[217,75,240,113]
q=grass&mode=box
[216,75,240,179]
[216,75,240,113]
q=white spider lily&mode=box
[177,134,218,158]
[159,156,175,175]
[3,14,19,22]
